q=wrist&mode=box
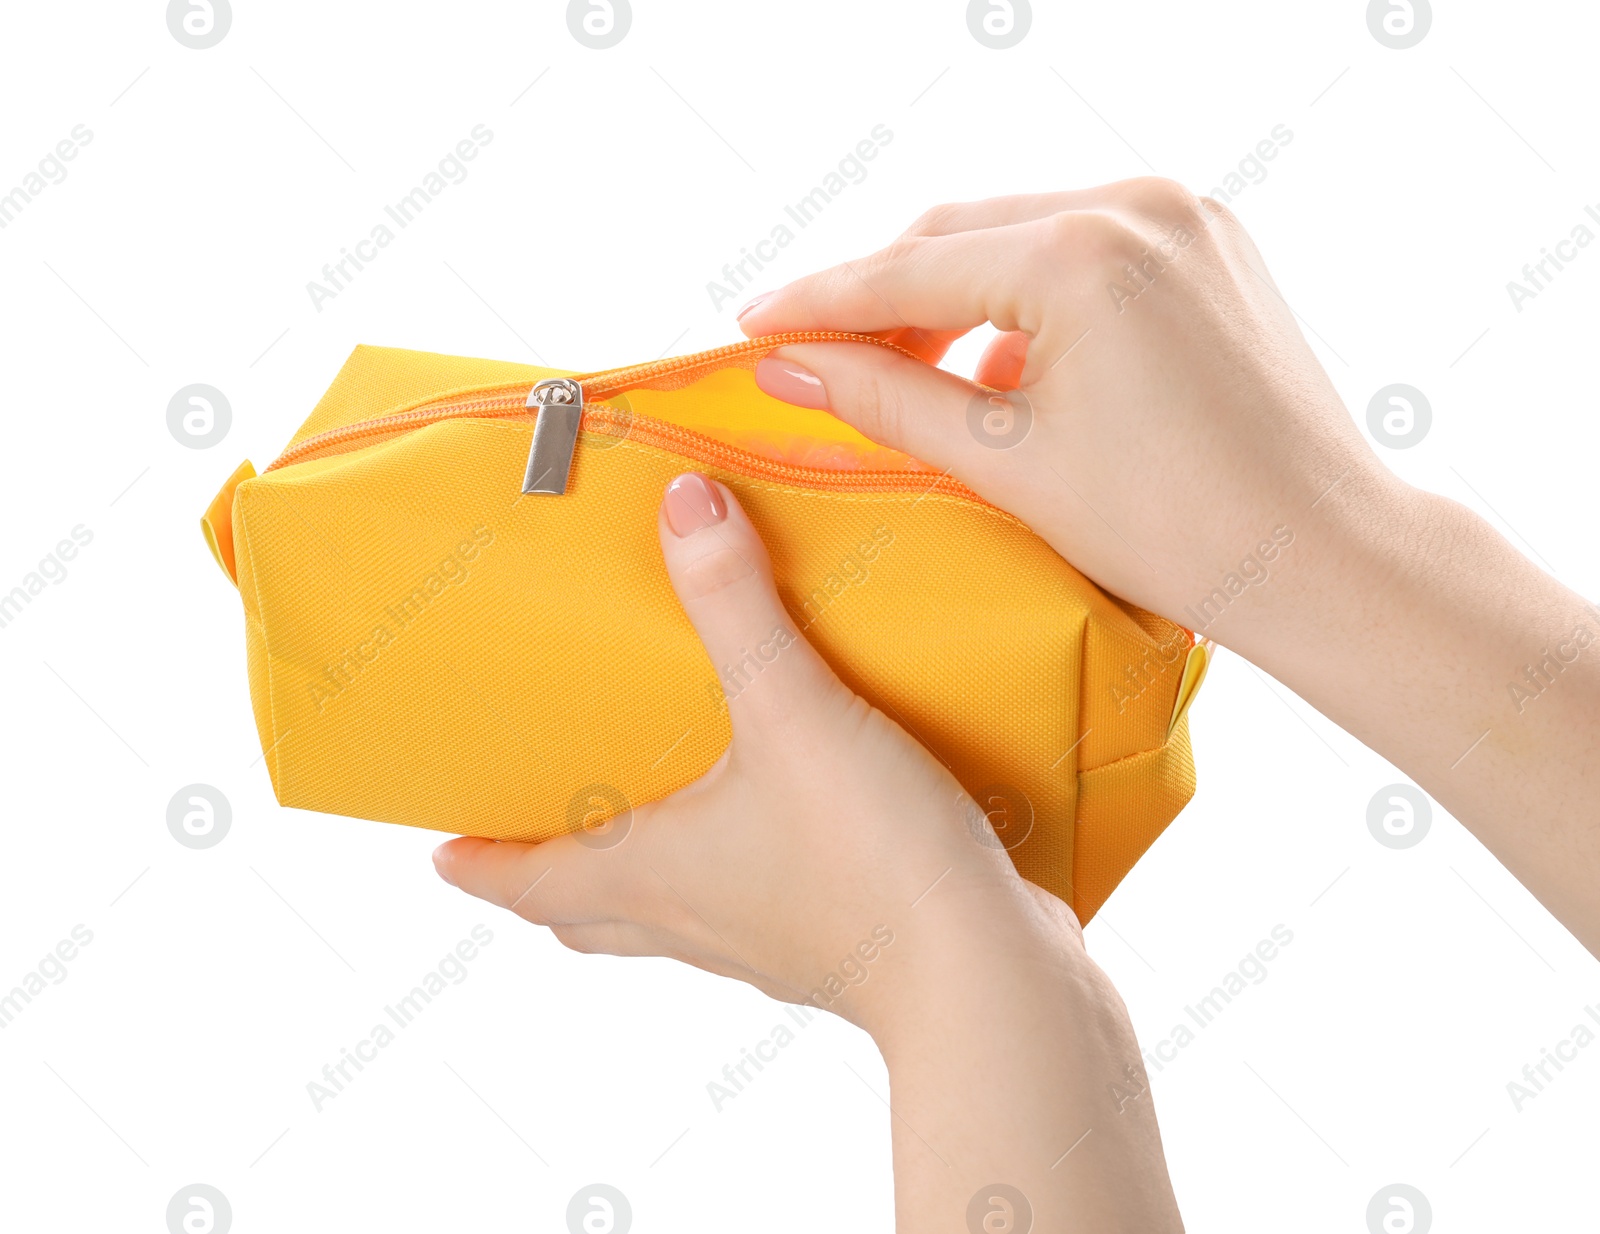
[859,876,1182,1232]
[1211,463,1428,669]
[853,870,1100,1051]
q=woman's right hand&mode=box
[736,178,1401,665]
[740,181,1600,956]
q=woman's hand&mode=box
[736,179,1397,662]
[434,472,1185,1232]
[739,180,1600,956]
[433,471,1028,1029]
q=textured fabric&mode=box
[205,344,1203,921]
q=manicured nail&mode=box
[755,355,829,410]
[736,292,770,321]
[664,472,727,537]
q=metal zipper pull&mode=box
[522,378,583,494]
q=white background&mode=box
[1,1,1596,1231]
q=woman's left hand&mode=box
[432,470,1040,1032]
[432,471,1183,1233]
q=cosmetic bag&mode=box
[201,334,1206,922]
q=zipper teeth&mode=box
[578,331,917,399]
[265,389,530,470]
[265,332,915,474]
[577,404,981,499]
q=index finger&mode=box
[737,216,1062,342]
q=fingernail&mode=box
[664,472,727,538]
[431,843,455,883]
[755,355,829,410]
[736,292,770,321]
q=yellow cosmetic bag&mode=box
[202,334,1206,922]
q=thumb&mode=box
[754,340,1015,481]
[659,472,846,739]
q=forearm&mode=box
[866,895,1183,1233]
[1229,471,1600,950]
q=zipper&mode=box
[263,331,983,503]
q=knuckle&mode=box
[1198,194,1235,225]
[510,893,553,927]
[1196,195,1244,248]
[1123,176,1201,223]
[1038,209,1088,255]
[835,355,912,445]
[1038,209,1138,267]
[903,202,966,237]
[550,924,597,955]
[677,541,761,602]
[834,693,881,745]
[501,864,555,925]
[868,231,927,279]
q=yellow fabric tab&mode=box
[1074,715,1197,923]
[201,459,256,586]
[1167,640,1211,739]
